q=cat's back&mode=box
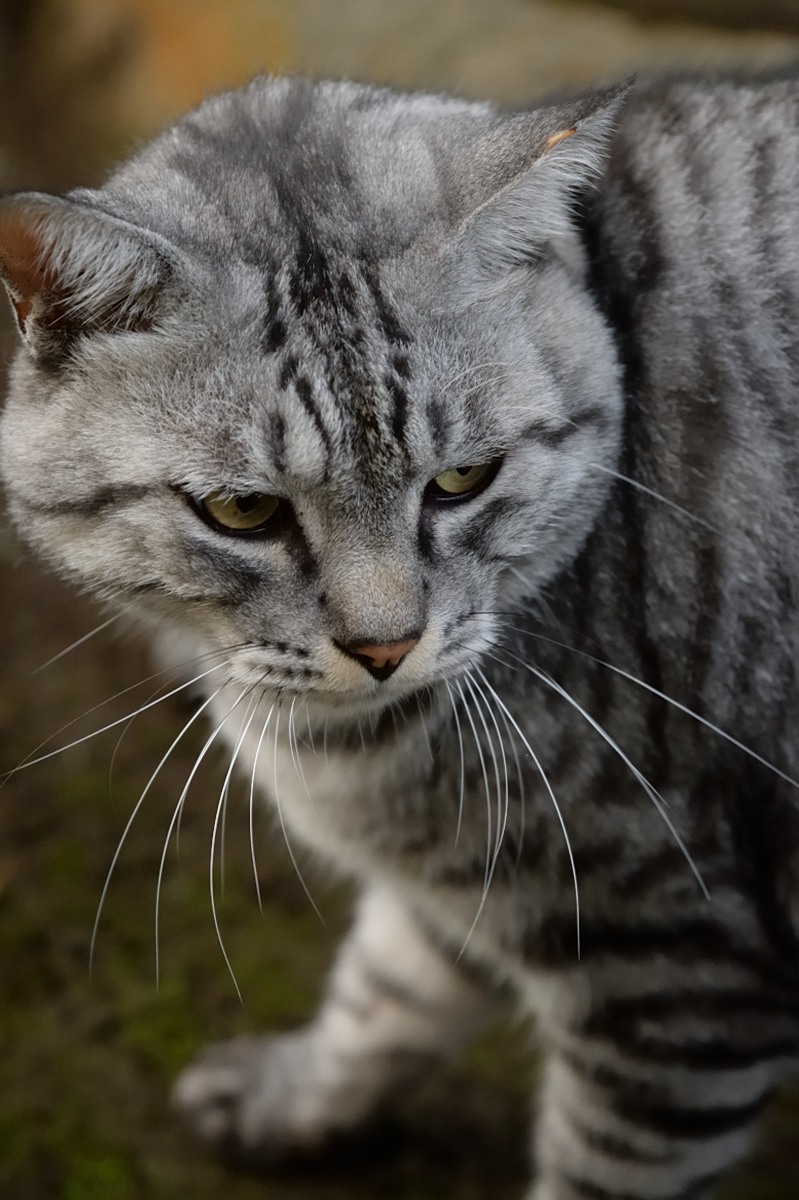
[599,72,799,349]
[576,72,799,764]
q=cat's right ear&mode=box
[0,193,174,364]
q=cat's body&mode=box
[2,71,799,1199]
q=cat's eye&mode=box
[192,489,281,534]
[425,460,500,503]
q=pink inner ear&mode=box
[0,206,53,334]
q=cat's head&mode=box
[0,77,626,719]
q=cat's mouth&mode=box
[221,648,446,725]
[220,619,486,719]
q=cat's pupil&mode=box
[236,495,262,513]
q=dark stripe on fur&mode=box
[565,1114,674,1165]
[294,374,334,459]
[584,987,797,1046]
[182,538,268,596]
[561,1048,769,1139]
[560,1167,722,1200]
[520,416,604,448]
[363,262,411,346]
[523,913,777,976]
[25,483,155,517]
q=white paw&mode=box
[173,1033,336,1164]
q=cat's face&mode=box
[0,78,624,720]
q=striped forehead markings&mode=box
[275,352,335,471]
[262,240,417,465]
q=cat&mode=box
[2,67,799,1200]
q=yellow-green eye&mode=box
[199,490,280,532]
[429,462,497,499]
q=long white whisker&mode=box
[453,677,492,891]
[107,657,227,794]
[443,681,467,845]
[481,675,527,865]
[465,673,507,887]
[248,701,277,913]
[502,623,799,790]
[504,653,709,902]
[303,703,316,754]
[587,462,717,533]
[150,687,234,984]
[6,662,229,778]
[452,677,493,956]
[33,612,123,673]
[272,707,326,926]
[152,685,250,991]
[217,695,260,898]
[475,665,581,960]
[470,673,511,870]
[7,643,247,783]
[416,693,434,763]
[286,696,314,808]
[91,684,222,974]
[208,692,260,1002]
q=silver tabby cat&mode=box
[2,70,799,1200]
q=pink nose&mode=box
[335,635,420,681]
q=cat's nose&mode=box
[334,635,420,682]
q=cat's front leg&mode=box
[527,1030,770,1200]
[173,884,495,1163]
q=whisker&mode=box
[6,641,260,784]
[452,676,493,957]
[496,649,709,902]
[248,701,277,913]
[208,692,260,1003]
[91,685,222,975]
[587,462,718,533]
[286,696,314,808]
[5,660,231,779]
[465,673,507,893]
[272,707,326,926]
[416,692,435,763]
[33,611,123,673]
[443,681,467,845]
[217,695,260,898]
[153,684,252,991]
[474,664,581,960]
[470,672,512,866]
[303,703,316,754]
[500,623,799,790]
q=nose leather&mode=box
[335,635,420,681]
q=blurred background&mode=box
[2,2,799,1198]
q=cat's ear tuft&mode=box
[0,193,174,364]
[458,80,631,276]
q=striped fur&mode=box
[2,72,799,1198]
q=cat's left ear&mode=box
[457,81,631,274]
[0,192,176,364]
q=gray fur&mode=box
[2,71,799,1199]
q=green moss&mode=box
[62,1154,133,1200]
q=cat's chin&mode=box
[219,673,444,734]
[272,681,437,726]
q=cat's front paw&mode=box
[173,1032,346,1165]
